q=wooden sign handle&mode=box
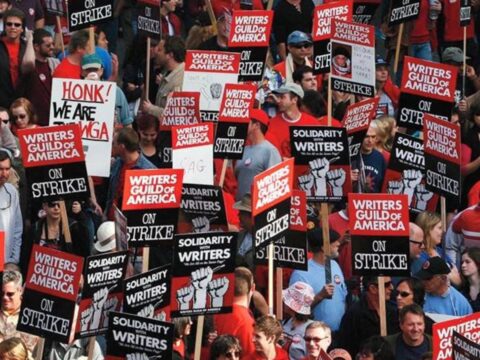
[378,276,387,336]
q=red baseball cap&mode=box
[250,109,269,127]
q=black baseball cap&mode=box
[415,257,450,280]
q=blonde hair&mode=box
[0,338,29,360]
[377,116,397,151]
[415,211,441,255]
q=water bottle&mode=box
[429,0,441,21]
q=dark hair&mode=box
[252,119,267,135]
[135,114,160,132]
[292,65,314,83]
[68,30,90,53]
[399,303,425,324]
[3,8,26,28]
[358,336,394,360]
[234,267,253,296]
[172,317,192,339]
[33,28,52,46]
[461,247,480,287]
[116,127,140,152]
[165,36,186,63]
[302,90,327,117]
[210,335,241,360]
[0,150,12,165]
[397,277,425,306]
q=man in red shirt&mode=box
[214,267,256,357]
[53,29,90,79]
[243,315,288,360]
[265,82,317,159]
[160,0,181,37]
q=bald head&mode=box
[409,222,424,259]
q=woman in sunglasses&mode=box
[210,335,242,360]
[9,98,38,136]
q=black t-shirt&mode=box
[395,335,429,360]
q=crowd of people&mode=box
[0,0,480,359]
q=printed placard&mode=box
[50,78,116,177]
[68,0,114,31]
[137,0,160,37]
[382,133,438,214]
[452,331,480,360]
[46,0,66,16]
[106,312,174,360]
[161,92,201,130]
[290,127,351,202]
[76,251,129,338]
[433,312,480,360]
[171,232,236,317]
[214,123,248,159]
[255,190,308,270]
[388,0,420,25]
[353,0,381,24]
[460,0,472,27]
[330,19,375,97]
[122,169,183,211]
[172,123,214,185]
[228,10,273,81]
[312,1,353,74]
[218,83,256,123]
[123,265,171,321]
[17,245,83,342]
[342,97,379,158]
[182,51,240,122]
[349,193,410,276]
[423,114,461,201]
[181,184,228,232]
[18,125,89,201]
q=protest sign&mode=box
[312,1,353,74]
[228,10,273,81]
[106,312,174,360]
[121,169,183,247]
[172,123,214,185]
[68,0,113,31]
[50,78,116,177]
[255,190,308,270]
[76,251,129,338]
[214,83,256,159]
[181,184,228,232]
[342,97,378,158]
[353,0,380,24]
[330,19,375,97]
[17,245,83,342]
[137,0,160,37]
[290,126,351,202]
[349,193,410,276]
[383,133,438,214]
[46,0,66,16]
[397,57,457,130]
[388,0,420,25]
[252,159,294,250]
[452,331,480,360]
[182,50,240,122]
[433,312,480,360]
[161,91,201,130]
[113,205,128,251]
[170,232,237,317]
[423,114,461,202]
[18,124,89,201]
[460,0,472,27]
[124,265,171,321]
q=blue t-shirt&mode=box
[289,259,347,331]
[361,149,386,193]
[394,335,430,360]
[424,286,473,317]
[58,46,112,80]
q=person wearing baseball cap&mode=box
[375,54,399,118]
[282,281,315,360]
[234,109,281,201]
[288,228,347,334]
[415,256,472,316]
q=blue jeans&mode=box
[411,42,433,61]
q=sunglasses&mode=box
[292,43,312,49]
[6,22,22,28]
[304,336,329,343]
[3,292,16,297]
[13,114,27,120]
[47,202,61,208]
[224,351,240,359]
[372,281,392,288]
[397,291,412,298]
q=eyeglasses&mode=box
[1,120,9,125]
[372,281,392,288]
[6,22,22,28]
[2,291,16,298]
[397,291,412,298]
[47,202,61,208]
[409,239,424,247]
[304,336,330,343]
[292,43,312,49]
[12,114,27,120]
[224,351,240,359]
